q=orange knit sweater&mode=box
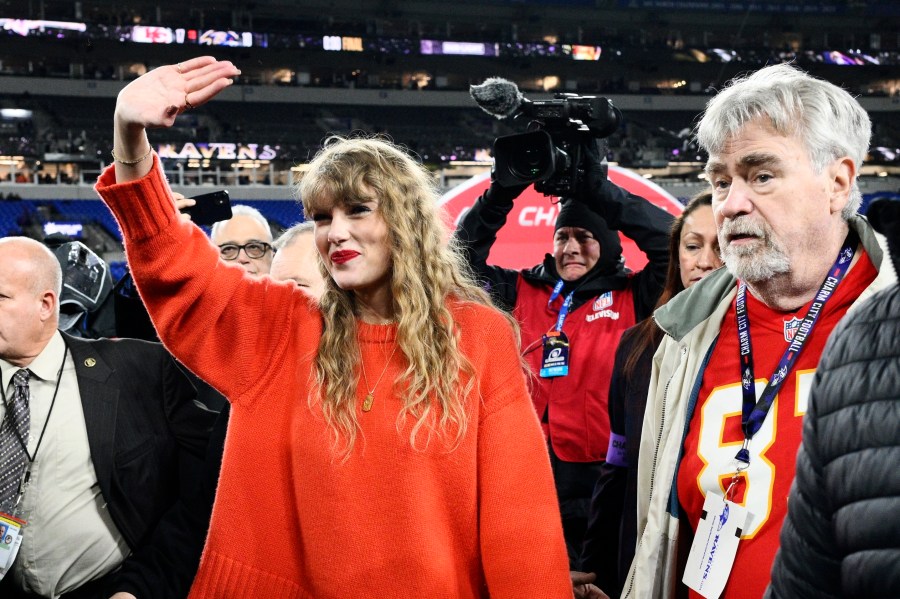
[96,157,572,598]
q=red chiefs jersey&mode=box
[677,251,876,599]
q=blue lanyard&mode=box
[548,279,574,332]
[734,236,856,465]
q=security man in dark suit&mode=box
[0,236,215,599]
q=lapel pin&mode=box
[85,358,97,367]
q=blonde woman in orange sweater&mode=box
[96,56,572,599]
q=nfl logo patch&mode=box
[784,317,802,342]
[593,292,613,311]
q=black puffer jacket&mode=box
[767,198,900,599]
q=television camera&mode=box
[470,77,621,197]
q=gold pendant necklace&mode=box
[360,342,399,412]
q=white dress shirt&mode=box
[0,331,129,598]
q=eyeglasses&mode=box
[218,241,273,260]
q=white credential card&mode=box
[682,492,750,599]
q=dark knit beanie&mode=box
[554,200,623,274]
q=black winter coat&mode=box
[579,323,656,596]
[767,198,900,599]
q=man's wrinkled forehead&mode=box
[703,118,797,177]
[212,215,272,245]
[554,226,595,238]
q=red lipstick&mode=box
[330,250,360,264]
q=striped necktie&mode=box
[0,369,31,514]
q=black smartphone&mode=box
[184,190,232,226]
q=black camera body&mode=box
[470,75,622,198]
[492,93,620,197]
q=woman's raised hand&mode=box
[112,57,240,181]
[115,56,240,130]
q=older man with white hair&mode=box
[624,63,895,599]
[209,204,275,276]
[270,221,325,300]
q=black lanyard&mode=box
[733,235,856,466]
[0,345,68,466]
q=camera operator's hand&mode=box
[483,167,530,206]
[576,138,609,203]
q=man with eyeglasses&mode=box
[210,205,275,276]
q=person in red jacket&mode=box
[95,56,572,599]
[455,142,674,562]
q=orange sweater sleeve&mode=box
[468,307,573,598]
[95,156,318,405]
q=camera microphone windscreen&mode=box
[469,77,524,119]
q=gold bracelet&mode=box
[111,146,152,166]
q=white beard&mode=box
[719,217,791,282]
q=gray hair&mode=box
[273,220,314,251]
[696,63,871,218]
[210,204,274,242]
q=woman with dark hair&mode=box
[94,56,572,599]
[577,192,722,597]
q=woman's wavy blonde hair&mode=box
[296,135,497,455]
